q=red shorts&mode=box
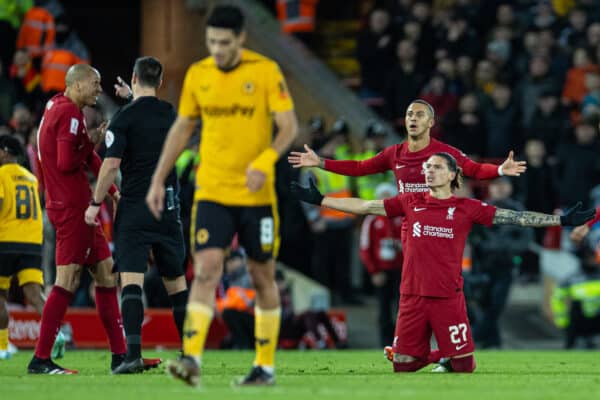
[392,293,475,358]
[47,208,111,266]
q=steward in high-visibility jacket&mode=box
[16,6,55,58]
[551,246,600,348]
[276,0,318,34]
[40,48,84,92]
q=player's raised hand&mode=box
[560,202,596,226]
[500,150,527,176]
[89,121,108,145]
[288,144,321,168]
[246,167,266,192]
[146,180,165,220]
[114,76,132,99]
[290,179,324,205]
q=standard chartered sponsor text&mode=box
[423,225,454,238]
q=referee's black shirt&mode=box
[105,96,178,201]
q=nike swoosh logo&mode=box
[455,343,468,350]
[395,165,405,169]
[414,207,426,211]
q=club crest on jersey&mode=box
[447,207,456,220]
[242,81,255,95]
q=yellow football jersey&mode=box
[0,163,43,253]
[179,49,294,206]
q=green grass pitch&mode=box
[1,350,600,400]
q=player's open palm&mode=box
[500,150,527,176]
[288,144,320,168]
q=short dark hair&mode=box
[206,5,244,35]
[410,99,435,119]
[432,152,463,190]
[0,134,25,160]
[133,56,163,88]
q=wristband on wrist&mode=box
[90,199,102,207]
[250,147,279,173]
[498,165,504,176]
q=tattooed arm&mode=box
[492,208,560,227]
[322,197,387,216]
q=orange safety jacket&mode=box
[16,6,55,57]
[276,0,318,34]
[216,287,256,314]
[41,48,84,92]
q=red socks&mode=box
[35,286,73,359]
[95,286,126,355]
[450,355,476,373]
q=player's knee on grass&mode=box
[393,358,430,372]
[450,355,476,373]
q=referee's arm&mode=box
[147,116,196,219]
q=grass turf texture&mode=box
[1,350,599,400]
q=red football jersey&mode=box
[37,93,95,209]
[324,138,499,194]
[383,192,496,297]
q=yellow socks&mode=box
[182,302,213,364]
[254,307,281,369]
[0,328,8,351]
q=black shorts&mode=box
[0,252,43,290]
[192,201,279,262]
[114,200,185,277]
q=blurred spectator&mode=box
[436,57,462,95]
[474,59,497,100]
[275,0,319,47]
[581,72,600,119]
[359,183,401,346]
[482,82,521,158]
[300,126,358,305]
[555,118,600,209]
[438,11,479,60]
[551,245,600,349]
[537,28,570,86]
[356,8,395,99]
[517,55,558,128]
[354,121,393,200]
[455,54,475,91]
[16,0,64,60]
[514,29,540,78]
[471,177,533,348]
[530,0,559,31]
[526,87,570,155]
[495,3,524,39]
[558,7,589,51]
[419,73,458,139]
[561,47,600,122]
[485,39,515,85]
[383,39,426,127]
[0,62,17,125]
[218,250,256,349]
[443,92,485,158]
[0,0,32,72]
[409,1,435,71]
[9,48,43,114]
[9,103,34,145]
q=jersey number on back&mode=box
[15,184,38,220]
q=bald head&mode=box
[65,64,99,88]
[64,64,102,108]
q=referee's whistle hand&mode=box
[84,205,100,226]
[146,182,164,220]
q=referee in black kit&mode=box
[84,57,188,374]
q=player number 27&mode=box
[449,323,468,344]
[15,184,38,220]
